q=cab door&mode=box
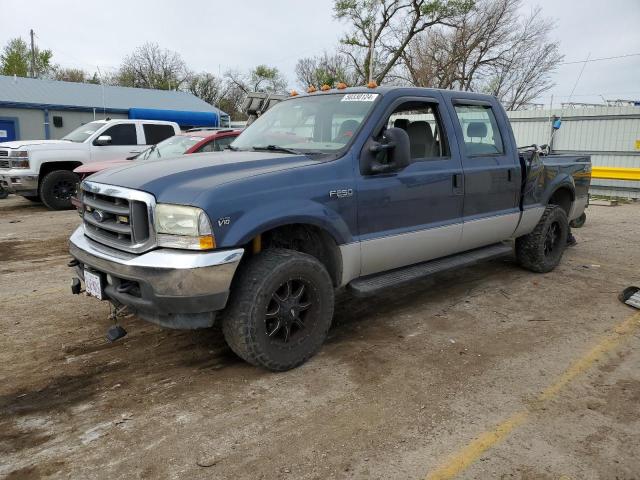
[91,123,142,162]
[447,98,521,250]
[357,96,465,276]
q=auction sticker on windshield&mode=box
[341,93,378,102]
[84,270,103,300]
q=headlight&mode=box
[10,158,30,168]
[154,204,215,250]
[10,151,29,168]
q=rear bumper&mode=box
[0,170,38,196]
[69,226,244,329]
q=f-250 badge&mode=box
[218,217,231,227]
[329,188,353,199]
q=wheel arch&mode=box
[39,161,83,181]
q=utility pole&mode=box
[29,29,36,78]
[368,23,375,84]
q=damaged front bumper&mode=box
[68,226,244,329]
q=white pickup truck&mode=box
[0,119,180,210]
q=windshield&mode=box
[231,92,380,153]
[137,135,203,160]
[62,121,105,143]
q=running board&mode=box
[348,243,513,296]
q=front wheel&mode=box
[516,205,569,273]
[40,170,79,210]
[222,249,334,371]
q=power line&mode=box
[559,52,640,65]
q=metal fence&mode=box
[507,107,640,199]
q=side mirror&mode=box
[95,135,112,146]
[365,127,411,174]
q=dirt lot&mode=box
[1,195,639,480]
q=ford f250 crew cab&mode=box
[68,87,591,371]
[0,119,179,210]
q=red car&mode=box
[74,128,242,180]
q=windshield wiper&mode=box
[225,144,241,151]
[252,145,302,155]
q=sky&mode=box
[2,0,639,106]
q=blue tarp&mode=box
[128,108,219,127]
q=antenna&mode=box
[97,66,107,119]
[548,52,591,148]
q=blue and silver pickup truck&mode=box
[69,86,591,371]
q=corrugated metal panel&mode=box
[507,107,640,198]
[0,75,226,115]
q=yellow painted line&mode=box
[591,166,640,181]
[425,311,640,480]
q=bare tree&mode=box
[188,72,224,106]
[115,43,191,90]
[295,52,358,88]
[402,0,563,109]
[334,0,474,84]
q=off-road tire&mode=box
[222,248,334,371]
[40,170,79,210]
[570,212,586,229]
[516,205,568,273]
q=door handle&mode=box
[452,173,464,195]
[507,168,513,182]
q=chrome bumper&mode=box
[0,170,38,195]
[69,226,244,328]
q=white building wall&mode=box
[507,107,640,199]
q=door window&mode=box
[213,136,235,151]
[384,102,448,160]
[97,124,137,146]
[143,124,176,145]
[453,104,504,156]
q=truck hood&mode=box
[0,140,85,150]
[85,151,320,205]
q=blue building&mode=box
[0,75,229,142]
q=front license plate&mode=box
[84,269,103,300]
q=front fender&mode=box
[218,199,353,247]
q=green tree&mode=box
[0,37,53,78]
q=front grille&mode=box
[0,150,8,157]
[81,182,156,253]
[0,159,9,168]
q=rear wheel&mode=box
[40,170,79,210]
[222,249,334,371]
[516,205,568,273]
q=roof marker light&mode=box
[307,85,317,93]
[290,90,299,96]
[366,81,378,89]
[336,82,347,89]
[321,84,331,91]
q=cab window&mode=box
[453,104,504,156]
[383,101,449,160]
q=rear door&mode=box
[447,97,521,250]
[357,95,465,276]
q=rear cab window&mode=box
[143,124,176,145]
[453,104,504,156]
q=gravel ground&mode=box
[1,195,639,480]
